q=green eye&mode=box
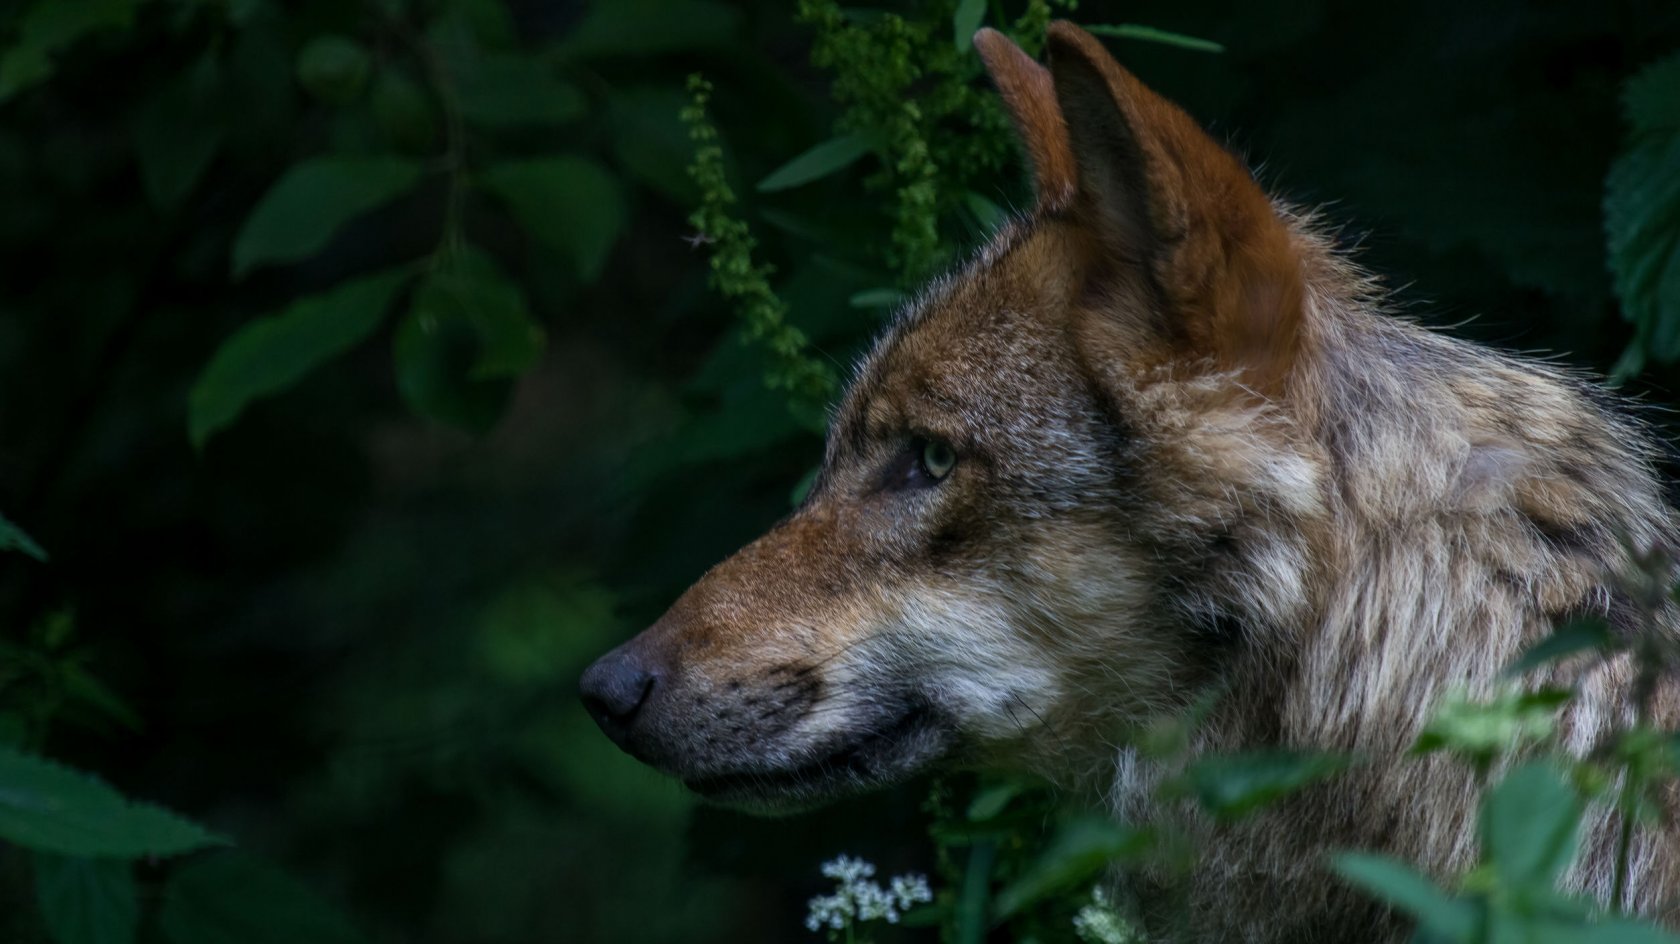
[919,439,957,481]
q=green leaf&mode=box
[963,191,1009,235]
[1083,24,1225,54]
[295,35,371,105]
[34,854,137,944]
[478,157,626,281]
[1332,853,1477,942]
[606,85,695,202]
[232,157,424,276]
[393,252,538,433]
[0,0,142,103]
[189,269,411,448]
[1483,762,1582,889]
[1606,54,1680,367]
[1503,618,1613,678]
[368,68,437,153]
[0,744,224,858]
[134,52,224,209]
[965,780,1022,821]
[992,815,1148,919]
[848,288,904,309]
[757,134,872,193]
[0,509,47,561]
[558,0,740,59]
[159,854,366,944]
[455,54,585,127]
[953,0,986,52]
[1180,750,1351,820]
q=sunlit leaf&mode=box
[232,157,425,276]
[1332,853,1477,942]
[478,156,626,281]
[757,134,872,193]
[189,269,412,448]
[992,815,1147,919]
[34,854,137,944]
[1083,23,1224,53]
[1483,762,1582,889]
[160,854,366,944]
[0,509,47,561]
[0,745,224,858]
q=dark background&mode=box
[2,0,1678,941]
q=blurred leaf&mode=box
[965,780,1022,821]
[133,52,224,209]
[1332,852,1476,941]
[392,251,537,432]
[476,577,617,685]
[479,156,626,281]
[952,0,985,52]
[160,853,366,944]
[1606,53,1680,364]
[849,287,904,309]
[1503,618,1613,678]
[0,509,47,561]
[189,269,411,448]
[59,665,141,732]
[992,815,1147,919]
[295,35,371,105]
[454,53,585,127]
[756,134,871,192]
[0,0,142,103]
[558,0,740,59]
[963,191,1008,235]
[1483,763,1581,889]
[788,466,819,506]
[607,85,695,202]
[1414,688,1568,769]
[1180,750,1350,820]
[33,853,137,944]
[368,67,437,153]
[232,157,424,276]
[1083,24,1225,53]
[0,744,224,857]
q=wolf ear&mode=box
[1044,21,1305,395]
[974,28,1078,210]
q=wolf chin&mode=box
[581,21,1680,940]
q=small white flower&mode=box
[805,855,935,939]
[1073,885,1140,944]
[889,874,933,909]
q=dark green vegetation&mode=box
[2,1,1680,942]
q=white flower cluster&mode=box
[804,854,934,935]
[1072,885,1142,944]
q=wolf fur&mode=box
[580,22,1680,941]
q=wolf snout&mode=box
[578,643,661,751]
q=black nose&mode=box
[579,646,658,745]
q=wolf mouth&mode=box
[682,704,943,807]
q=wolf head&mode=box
[580,22,1324,811]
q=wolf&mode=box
[581,21,1680,941]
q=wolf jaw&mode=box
[582,20,1680,938]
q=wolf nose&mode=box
[579,646,658,744]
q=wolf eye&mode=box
[918,439,957,481]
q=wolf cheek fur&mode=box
[580,20,1680,939]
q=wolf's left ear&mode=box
[1045,22,1305,396]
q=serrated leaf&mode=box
[0,745,224,858]
[992,815,1147,919]
[953,0,986,52]
[558,0,740,59]
[34,854,137,944]
[757,134,872,193]
[1181,750,1351,820]
[160,854,366,944]
[1607,54,1680,368]
[455,53,585,127]
[478,157,626,281]
[189,269,411,448]
[1332,853,1477,941]
[0,509,47,561]
[1483,762,1581,889]
[134,52,224,209]
[1084,24,1224,54]
[1503,618,1613,678]
[232,157,424,276]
